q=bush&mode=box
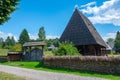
[10,43,22,52]
[54,42,80,56]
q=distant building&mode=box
[60,8,107,56]
[48,45,57,51]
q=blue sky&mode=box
[0,0,120,41]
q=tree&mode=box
[5,36,11,46]
[54,42,79,56]
[0,0,20,25]
[10,43,22,51]
[38,27,46,41]
[4,36,11,49]
[114,31,120,53]
[19,29,30,45]
[10,36,16,46]
[47,38,59,47]
[0,37,4,48]
[107,38,114,49]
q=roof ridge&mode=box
[60,9,107,47]
[76,9,107,47]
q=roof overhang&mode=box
[23,41,46,47]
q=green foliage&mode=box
[38,27,46,41]
[47,38,59,47]
[2,36,16,49]
[0,37,4,48]
[10,43,22,52]
[107,38,114,42]
[19,29,30,45]
[11,36,16,46]
[114,31,120,53]
[54,42,79,56]
[0,0,20,25]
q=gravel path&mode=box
[0,65,107,80]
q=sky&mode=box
[0,0,120,41]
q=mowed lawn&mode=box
[0,71,25,80]
[0,61,120,80]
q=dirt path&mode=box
[0,65,107,80]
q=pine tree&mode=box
[38,27,46,41]
[19,29,30,45]
[5,36,11,46]
[0,0,20,24]
[0,37,4,48]
[11,36,16,46]
[114,31,120,53]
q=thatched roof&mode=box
[23,41,45,47]
[60,9,107,48]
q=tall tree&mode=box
[47,38,59,47]
[107,38,114,49]
[0,37,4,48]
[10,36,16,46]
[5,36,11,46]
[0,0,20,25]
[114,31,120,53]
[38,27,46,41]
[19,29,30,45]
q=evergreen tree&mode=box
[114,31,120,53]
[47,38,59,47]
[0,0,20,24]
[5,36,11,46]
[19,29,30,45]
[38,27,46,41]
[4,36,11,49]
[107,38,114,49]
[0,37,4,48]
[11,36,16,46]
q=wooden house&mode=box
[60,9,107,55]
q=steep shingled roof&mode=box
[60,9,107,48]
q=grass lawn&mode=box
[0,49,9,56]
[0,71,25,80]
[0,62,120,80]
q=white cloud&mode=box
[0,31,18,41]
[102,32,116,41]
[80,0,120,26]
[74,4,78,8]
[29,33,38,40]
[80,1,96,8]
[29,33,60,40]
[46,35,60,39]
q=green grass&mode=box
[109,53,120,56]
[0,71,25,80]
[0,49,9,56]
[0,62,120,80]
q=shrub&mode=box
[10,43,22,52]
[54,42,80,56]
